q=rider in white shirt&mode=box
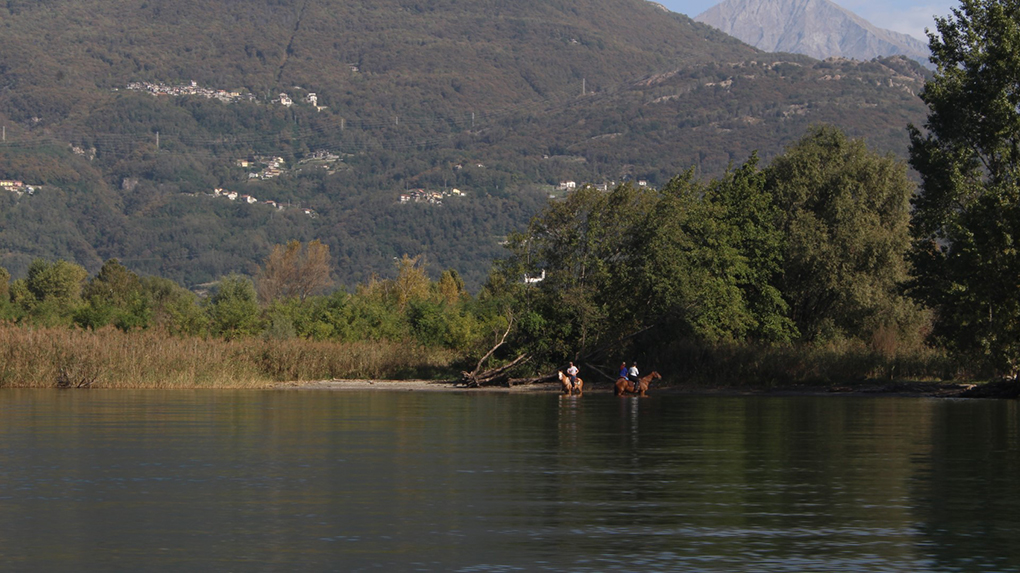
[628,362,639,385]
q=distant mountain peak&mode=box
[695,0,930,65]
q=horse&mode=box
[615,371,662,396]
[558,371,583,396]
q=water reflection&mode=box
[911,400,1020,571]
[0,390,1017,571]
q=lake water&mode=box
[0,389,1017,572]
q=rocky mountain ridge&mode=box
[695,0,930,65]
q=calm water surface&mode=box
[0,389,1017,571]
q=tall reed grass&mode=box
[0,325,459,389]
[0,324,970,390]
[655,338,966,388]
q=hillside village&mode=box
[555,178,644,194]
[208,187,317,218]
[122,80,606,207]
[399,188,465,205]
[120,80,633,208]
[275,91,328,112]
[237,151,343,181]
[1,180,37,197]
[125,81,326,112]
[125,81,256,103]
[237,156,287,180]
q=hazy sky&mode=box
[658,0,958,40]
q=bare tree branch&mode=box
[461,313,529,387]
[473,313,514,374]
[583,362,618,382]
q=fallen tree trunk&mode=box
[462,352,530,387]
[461,316,530,387]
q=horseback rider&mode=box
[566,362,579,388]
[628,362,640,387]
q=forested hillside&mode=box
[0,0,929,288]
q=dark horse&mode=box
[615,371,661,396]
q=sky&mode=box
[658,0,957,40]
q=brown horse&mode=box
[558,371,583,396]
[615,371,661,396]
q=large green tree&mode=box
[485,183,658,365]
[487,127,920,375]
[908,0,1020,375]
[485,167,793,372]
[767,126,918,343]
[646,158,795,343]
[208,274,262,340]
[76,259,151,331]
[20,258,89,325]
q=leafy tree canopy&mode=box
[908,0,1020,376]
[766,126,918,343]
[485,127,921,374]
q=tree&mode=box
[908,0,1020,375]
[77,259,151,331]
[390,254,431,311]
[22,258,88,324]
[83,259,142,306]
[637,172,759,342]
[766,126,918,342]
[25,258,88,304]
[436,269,466,306]
[637,161,796,344]
[707,154,796,342]
[255,240,332,303]
[489,183,656,365]
[208,274,262,339]
[141,276,208,336]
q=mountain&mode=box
[0,0,929,289]
[694,0,930,65]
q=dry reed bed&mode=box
[0,326,457,389]
[659,339,963,388]
[0,325,965,390]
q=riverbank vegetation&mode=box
[0,123,991,389]
[0,326,458,389]
[480,126,972,386]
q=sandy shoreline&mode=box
[277,379,558,392]
[275,379,988,397]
